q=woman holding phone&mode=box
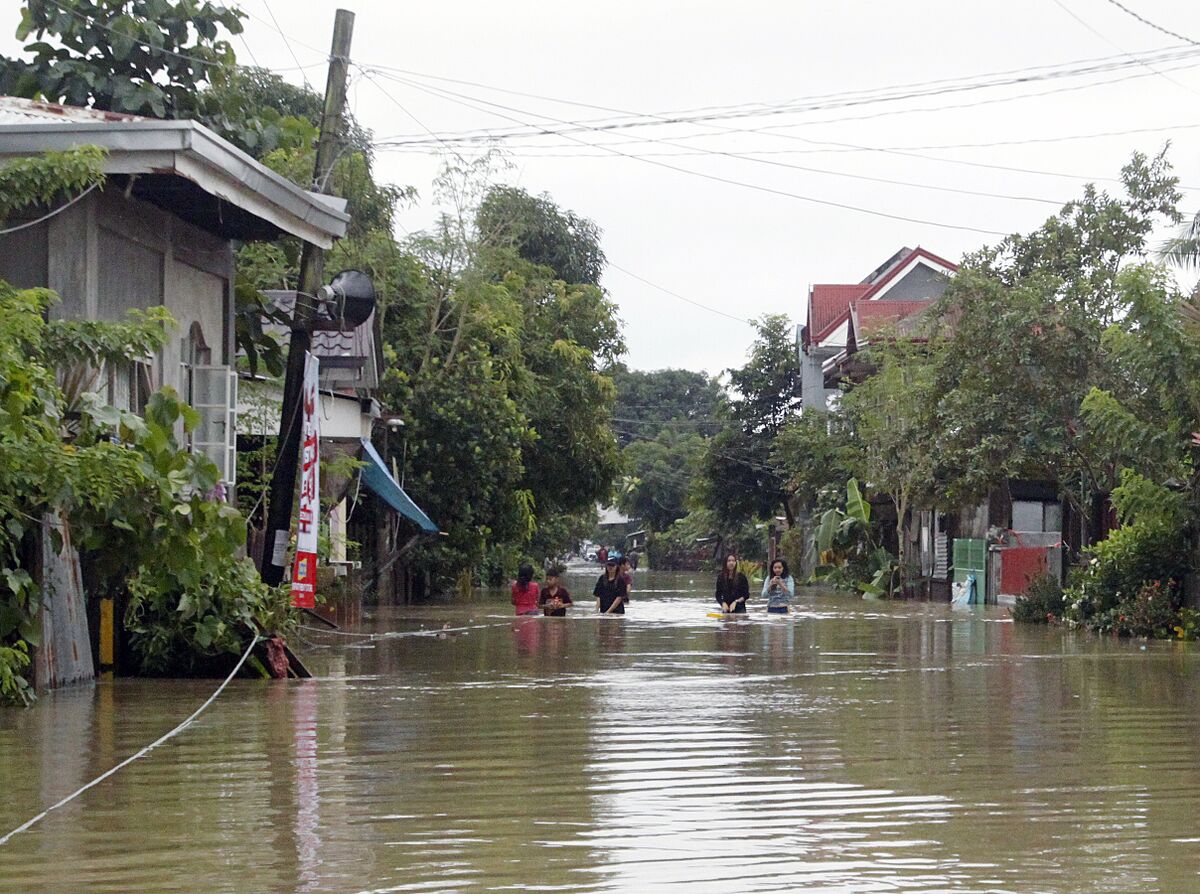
[761,558,794,614]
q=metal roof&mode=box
[261,290,379,392]
[0,97,349,247]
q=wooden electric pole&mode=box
[260,9,355,586]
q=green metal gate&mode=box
[952,538,988,604]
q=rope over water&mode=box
[0,634,262,847]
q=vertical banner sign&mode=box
[290,353,320,609]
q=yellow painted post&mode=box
[99,597,114,677]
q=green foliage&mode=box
[2,0,244,118]
[845,477,870,526]
[841,338,938,582]
[772,410,858,512]
[1011,573,1065,624]
[929,152,1182,506]
[610,365,725,441]
[0,145,106,224]
[618,430,707,532]
[364,160,624,588]
[810,478,897,596]
[70,389,292,674]
[1099,579,1180,639]
[1063,471,1189,625]
[0,641,31,706]
[477,185,606,286]
[697,314,800,528]
[0,270,285,700]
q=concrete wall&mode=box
[878,264,950,302]
[0,190,234,402]
[800,346,838,412]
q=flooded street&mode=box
[4,568,1200,892]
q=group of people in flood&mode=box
[510,552,794,616]
[715,553,794,614]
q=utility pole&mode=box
[260,9,355,586]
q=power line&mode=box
[374,120,1200,192]
[1102,0,1200,45]
[358,68,469,166]
[366,71,1010,236]
[606,264,754,326]
[260,0,314,90]
[1051,0,1200,98]
[367,45,1200,145]
[373,78,1065,207]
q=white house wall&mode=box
[238,378,373,441]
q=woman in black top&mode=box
[715,553,750,613]
[594,557,629,614]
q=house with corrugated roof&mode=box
[0,96,349,488]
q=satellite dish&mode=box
[313,269,376,331]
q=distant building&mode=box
[797,246,957,411]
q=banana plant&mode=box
[809,478,898,596]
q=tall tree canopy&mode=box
[1,0,244,119]
[476,185,607,286]
[697,314,801,526]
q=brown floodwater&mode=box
[3,568,1200,893]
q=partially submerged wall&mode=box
[33,514,93,691]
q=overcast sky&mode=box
[6,0,1200,375]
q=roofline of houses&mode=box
[0,116,349,247]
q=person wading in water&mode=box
[540,566,574,617]
[715,553,750,614]
[511,563,540,616]
[594,556,629,615]
[761,558,794,614]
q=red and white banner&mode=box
[290,353,320,609]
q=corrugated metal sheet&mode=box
[0,96,144,125]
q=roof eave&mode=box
[0,120,349,247]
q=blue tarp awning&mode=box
[358,438,439,534]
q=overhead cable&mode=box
[1102,0,1200,45]
[364,70,1009,236]
[606,263,755,325]
[1052,0,1200,97]
[369,45,1200,147]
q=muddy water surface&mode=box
[3,569,1200,892]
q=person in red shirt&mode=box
[511,563,540,616]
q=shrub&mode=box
[76,389,295,675]
[1012,573,1065,624]
[1063,471,1189,626]
[1098,580,1181,639]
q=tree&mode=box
[929,150,1182,509]
[1,0,244,119]
[697,314,801,527]
[771,409,859,514]
[372,160,624,587]
[839,337,940,583]
[609,365,725,446]
[477,185,606,286]
[618,430,707,531]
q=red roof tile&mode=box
[807,247,959,349]
[850,299,935,343]
[810,284,870,345]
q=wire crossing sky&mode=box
[5,0,1199,373]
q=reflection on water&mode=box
[4,569,1200,892]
